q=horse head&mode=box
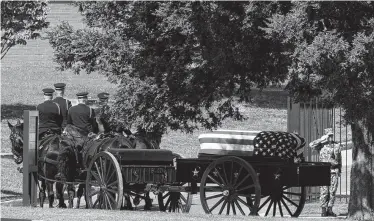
[8,119,24,164]
[132,129,161,150]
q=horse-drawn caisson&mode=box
[9,120,331,217]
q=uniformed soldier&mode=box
[52,83,72,130]
[56,92,97,181]
[36,88,63,140]
[309,128,342,217]
[96,92,111,133]
[67,92,98,135]
[98,92,110,106]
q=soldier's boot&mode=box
[327,207,337,217]
[321,207,327,217]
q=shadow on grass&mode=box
[246,88,289,110]
[1,103,36,120]
[1,190,22,196]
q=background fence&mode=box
[287,97,351,202]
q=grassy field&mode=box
[0,202,348,221]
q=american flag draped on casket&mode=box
[198,130,306,162]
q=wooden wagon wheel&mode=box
[200,156,261,215]
[253,186,306,217]
[85,151,123,210]
[158,183,193,213]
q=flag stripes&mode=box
[198,130,305,161]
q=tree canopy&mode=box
[47,1,289,136]
[47,2,374,219]
[265,2,374,219]
[1,1,49,59]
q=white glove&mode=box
[320,135,329,143]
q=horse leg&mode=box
[76,184,85,208]
[39,180,46,207]
[56,182,67,208]
[144,192,152,210]
[46,181,55,208]
[84,185,88,209]
[121,193,133,210]
[67,184,75,208]
[120,196,125,210]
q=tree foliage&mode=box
[47,1,374,219]
[47,1,289,136]
[265,2,374,219]
[1,1,49,59]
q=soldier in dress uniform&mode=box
[98,92,110,106]
[96,92,111,134]
[52,83,72,130]
[36,88,63,140]
[309,128,342,217]
[55,92,98,181]
[67,92,98,135]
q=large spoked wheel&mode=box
[86,151,123,210]
[256,186,306,217]
[200,156,261,215]
[158,183,193,213]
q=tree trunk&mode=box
[348,119,374,220]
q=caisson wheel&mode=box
[255,186,306,217]
[200,156,261,215]
[85,151,123,209]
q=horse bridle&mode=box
[10,125,23,163]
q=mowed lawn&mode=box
[0,201,349,221]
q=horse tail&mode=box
[58,136,78,181]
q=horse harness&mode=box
[39,134,60,166]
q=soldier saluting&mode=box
[52,83,72,130]
[36,88,63,140]
[67,92,98,135]
[309,128,342,217]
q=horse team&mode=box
[8,83,159,209]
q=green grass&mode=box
[0,158,23,200]
[162,104,287,158]
[0,201,348,221]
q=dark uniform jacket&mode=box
[53,96,72,128]
[37,100,63,136]
[67,103,98,134]
[95,104,111,133]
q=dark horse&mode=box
[8,120,75,208]
[121,128,161,210]
[59,124,160,209]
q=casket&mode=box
[198,130,260,157]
